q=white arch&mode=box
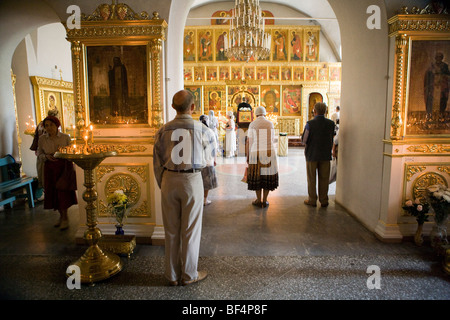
[0,0,60,157]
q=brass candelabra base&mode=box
[71,244,123,283]
[55,150,123,284]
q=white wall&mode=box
[165,0,195,122]
[11,23,72,177]
[328,0,389,232]
[0,0,60,158]
[25,23,73,82]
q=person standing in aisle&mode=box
[199,114,218,206]
[153,90,213,286]
[246,106,279,208]
[302,102,335,208]
[225,111,236,157]
[331,106,340,124]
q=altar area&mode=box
[183,14,342,136]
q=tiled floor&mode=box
[0,148,449,301]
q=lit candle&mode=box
[89,124,94,144]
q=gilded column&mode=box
[71,40,85,133]
[390,34,407,140]
[11,71,23,173]
[150,38,164,128]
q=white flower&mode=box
[443,194,450,203]
[433,191,444,199]
[417,205,423,211]
[114,189,125,195]
[427,185,441,193]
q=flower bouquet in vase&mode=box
[107,189,128,235]
[427,184,450,248]
[403,198,430,246]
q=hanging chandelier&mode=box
[224,0,271,62]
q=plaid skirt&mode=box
[247,155,279,191]
[201,165,218,190]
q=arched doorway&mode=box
[308,92,323,120]
[230,90,256,114]
[0,0,61,158]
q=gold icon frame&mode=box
[64,9,167,138]
[388,13,450,139]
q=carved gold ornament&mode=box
[97,163,151,217]
[412,172,448,202]
[104,173,140,206]
[96,165,116,182]
[406,165,426,181]
[407,144,450,153]
[81,2,151,21]
[438,166,450,175]
[390,34,407,140]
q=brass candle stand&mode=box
[55,149,123,284]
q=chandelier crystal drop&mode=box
[224,0,271,62]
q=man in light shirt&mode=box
[331,106,340,124]
[153,90,214,286]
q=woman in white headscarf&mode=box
[225,111,236,157]
[208,110,219,138]
[246,106,279,208]
[208,110,220,154]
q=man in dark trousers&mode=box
[302,102,335,207]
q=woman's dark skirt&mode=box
[44,159,78,212]
[247,157,279,191]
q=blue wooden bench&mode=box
[0,155,34,208]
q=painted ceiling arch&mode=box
[191,0,341,61]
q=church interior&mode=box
[0,0,449,301]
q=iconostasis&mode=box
[183,10,342,132]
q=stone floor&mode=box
[0,148,449,304]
